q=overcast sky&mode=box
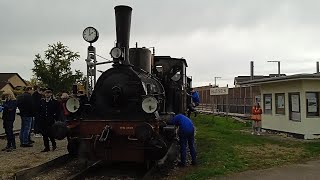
[1,0,320,87]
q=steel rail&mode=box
[14,154,74,180]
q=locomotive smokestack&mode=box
[115,5,132,65]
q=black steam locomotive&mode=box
[56,5,192,164]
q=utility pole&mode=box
[267,60,281,77]
[212,76,221,113]
[250,61,254,106]
[214,77,221,87]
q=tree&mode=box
[29,75,45,88]
[32,42,83,93]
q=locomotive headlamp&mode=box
[66,97,80,113]
[142,96,158,113]
[110,47,122,59]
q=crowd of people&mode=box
[1,85,70,152]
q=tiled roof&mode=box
[0,73,15,82]
[0,73,27,86]
[0,82,14,90]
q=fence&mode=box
[197,98,253,114]
[195,86,261,115]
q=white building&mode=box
[240,73,320,139]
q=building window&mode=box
[275,93,285,115]
[289,93,301,121]
[263,94,272,114]
[306,92,319,117]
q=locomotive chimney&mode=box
[114,5,132,65]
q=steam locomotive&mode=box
[55,5,192,164]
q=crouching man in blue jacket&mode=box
[170,114,197,167]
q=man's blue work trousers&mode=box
[19,116,32,145]
[179,131,197,165]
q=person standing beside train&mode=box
[17,86,35,147]
[170,114,197,167]
[251,103,262,135]
[32,86,44,138]
[187,88,200,118]
[1,90,17,151]
[38,88,61,152]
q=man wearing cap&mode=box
[38,88,61,152]
[17,86,35,147]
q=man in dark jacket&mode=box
[32,85,43,137]
[39,88,60,152]
[170,114,197,167]
[17,86,34,147]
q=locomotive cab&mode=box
[153,56,188,114]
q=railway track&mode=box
[14,141,178,180]
[69,161,156,180]
[10,141,173,180]
[73,140,179,180]
[14,154,92,180]
[15,156,157,180]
